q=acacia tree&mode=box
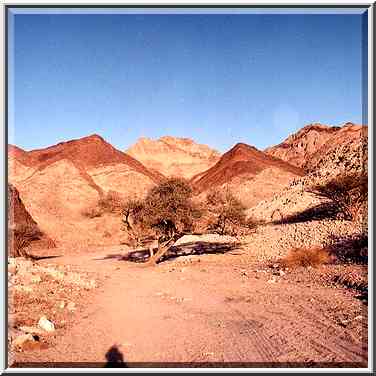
[205,188,247,235]
[307,172,367,221]
[122,178,201,265]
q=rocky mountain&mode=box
[126,136,221,179]
[264,122,364,170]
[248,124,367,223]
[191,143,304,208]
[8,135,165,246]
[8,184,55,256]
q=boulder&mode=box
[38,316,55,332]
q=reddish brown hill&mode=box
[23,134,164,184]
[264,122,365,170]
[8,135,166,247]
[8,145,33,167]
[8,184,55,256]
[191,143,304,194]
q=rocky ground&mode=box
[8,257,99,365]
[8,227,368,368]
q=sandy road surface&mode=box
[13,249,367,368]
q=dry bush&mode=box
[82,191,125,219]
[98,190,125,214]
[307,173,367,221]
[326,233,368,264]
[280,246,331,268]
[9,223,42,258]
[205,188,249,236]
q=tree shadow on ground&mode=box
[98,241,242,264]
[105,345,127,368]
[326,233,368,265]
[272,202,340,225]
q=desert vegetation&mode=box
[280,246,331,268]
[8,223,42,258]
[205,188,253,235]
[121,180,256,264]
[82,190,126,218]
[307,172,367,221]
[121,177,202,264]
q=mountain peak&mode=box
[126,136,221,179]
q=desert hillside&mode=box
[191,143,304,208]
[126,136,221,179]
[265,122,365,170]
[8,122,366,247]
[8,135,165,246]
[8,184,55,256]
[249,124,368,224]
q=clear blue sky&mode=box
[8,9,367,153]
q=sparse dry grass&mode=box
[280,246,331,268]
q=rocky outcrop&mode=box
[265,122,365,170]
[8,184,55,257]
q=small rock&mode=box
[59,301,66,309]
[267,277,277,284]
[38,316,55,332]
[279,270,286,277]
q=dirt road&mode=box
[13,249,367,368]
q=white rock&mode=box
[38,316,55,332]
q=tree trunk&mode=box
[142,236,177,266]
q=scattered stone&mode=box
[19,326,45,336]
[38,316,55,332]
[267,277,277,284]
[14,285,33,293]
[279,270,286,277]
